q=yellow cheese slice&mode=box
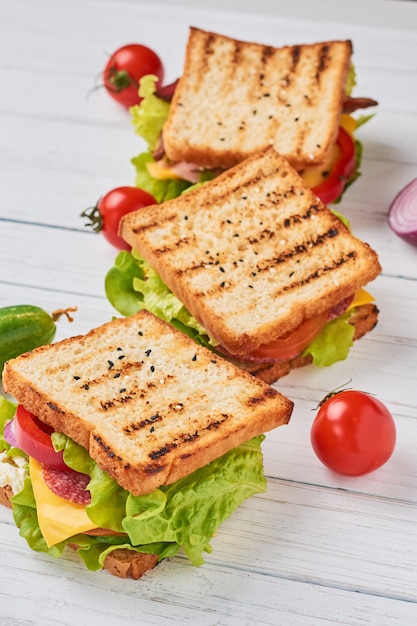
[347,288,375,311]
[340,114,357,135]
[29,457,96,548]
[146,160,182,180]
[299,142,341,188]
[300,115,356,188]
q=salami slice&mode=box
[327,295,355,320]
[42,467,91,505]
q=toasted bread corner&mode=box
[163,27,353,169]
[2,310,293,496]
[120,148,381,356]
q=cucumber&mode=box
[0,305,59,374]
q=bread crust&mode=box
[163,27,352,169]
[2,310,293,497]
[0,484,13,508]
[120,148,381,356]
[102,548,158,579]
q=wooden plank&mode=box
[1,522,416,626]
[1,0,417,624]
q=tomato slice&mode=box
[249,313,328,361]
[14,405,68,471]
[311,127,356,205]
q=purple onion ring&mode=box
[388,178,417,247]
[4,419,18,448]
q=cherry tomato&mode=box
[311,127,356,205]
[311,390,396,476]
[249,313,328,361]
[14,405,68,471]
[103,44,164,108]
[81,186,156,250]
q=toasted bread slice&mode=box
[163,27,352,170]
[2,310,293,496]
[120,148,381,356]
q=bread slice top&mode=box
[2,310,293,496]
[120,148,381,356]
[163,27,352,170]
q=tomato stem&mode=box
[315,379,353,409]
[80,203,103,233]
[105,67,138,94]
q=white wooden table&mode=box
[1,0,417,624]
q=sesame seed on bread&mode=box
[120,148,381,357]
[2,310,293,497]
[163,27,352,170]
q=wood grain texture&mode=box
[1,0,416,624]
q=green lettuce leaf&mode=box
[355,113,375,129]
[123,436,266,565]
[129,75,193,202]
[52,432,129,533]
[105,250,217,348]
[331,209,350,230]
[131,152,192,203]
[0,396,27,463]
[0,396,17,451]
[302,310,355,367]
[130,75,170,151]
[345,64,357,97]
[10,433,266,570]
[129,74,213,202]
[104,249,147,316]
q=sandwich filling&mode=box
[1,312,293,574]
[105,250,376,370]
[0,396,268,571]
[129,47,376,206]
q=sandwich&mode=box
[130,27,377,205]
[0,309,293,579]
[110,147,381,384]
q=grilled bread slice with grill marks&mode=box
[120,147,381,358]
[2,309,293,497]
[163,27,353,170]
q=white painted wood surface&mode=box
[1,0,417,624]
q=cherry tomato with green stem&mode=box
[103,43,164,108]
[310,390,396,476]
[81,186,156,250]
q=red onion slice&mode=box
[388,178,417,246]
[4,419,18,448]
